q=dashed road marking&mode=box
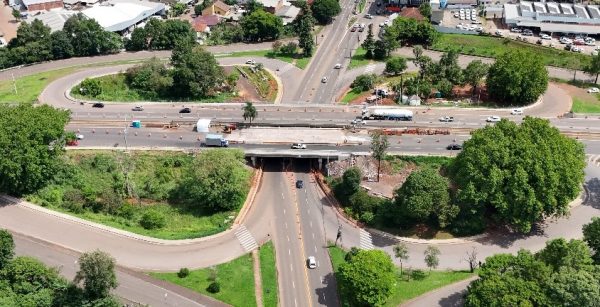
[360,229,375,250]
[234,225,258,252]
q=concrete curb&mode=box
[234,166,263,225]
[0,164,265,246]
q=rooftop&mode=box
[30,9,75,32]
[82,0,165,32]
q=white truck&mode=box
[362,108,413,121]
[204,134,229,147]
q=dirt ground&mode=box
[0,3,19,41]
[223,66,265,102]
[327,155,417,199]
[555,81,596,103]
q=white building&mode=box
[82,0,165,33]
[504,1,600,35]
[30,9,76,32]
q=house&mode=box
[399,7,424,21]
[202,0,231,16]
[21,0,64,11]
[257,0,283,14]
[192,15,219,40]
[275,3,300,25]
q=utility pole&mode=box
[335,225,342,246]
[11,73,17,95]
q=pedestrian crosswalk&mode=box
[364,64,376,74]
[234,225,258,252]
[359,229,374,250]
[587,154,600,167]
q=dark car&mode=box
[92,102,104,108]
[446,143,463,150]
[296,180,304,189]
[179,107,192,113]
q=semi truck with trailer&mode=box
[362,108,413,121]
[204,134,229,147]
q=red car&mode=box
[66,140,78,146]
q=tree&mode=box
[419,3,432,20]
[0,229,14,269]
[351,73,377,91]
[79,78,102,97]
[171,2,186,16]
[583,217,600,263]
[437,50,463,84]
[388,17,438,46]
[385,56,407,76]
[245,0,265,14]
[486,50,548,105]
[393,243,409,275]
[241,9,284,42]
[50,31,74,60]
[362,24,376,59]
[436,78,453,98]
[74,250,118,300]
[584,53,600,84]
[338,250,396,307]
[296,1,315,57]
[535,238,594,272]
[412,45,423,59]
[64,14,122,57]
[12,8,20,20]
[450,117,586,233]
[424,246,440,271]
[272,40,283,53]
[125,28,148,51]
[464,247,478,273]
[0,105,70,196]
[311,0,341,24]
[545,268,600,307]
[370,130,389,182]
[10,19,51,47]
[463,60,489,96]
[393,168,457,228]
[171,44,225,98]
[125,57,173,98]
[242,102,258,124]
[280,41,298,55]
[174,149,251,211]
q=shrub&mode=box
[411,269,427,280]
[35,185,64,207]
[177,268,190,278]
[207,281,220,293]
[117,203,136,220]
[139,210,166,230]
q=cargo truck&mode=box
[362,108,413,121]
[204,134,229,147]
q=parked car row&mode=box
[453,8,478,22]
[456,23,483,32]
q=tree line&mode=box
[0,15,122,70]
[333,116,585,234]
[0,229,120,306]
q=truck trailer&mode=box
[204,134,229,147]
[362,108,413,121]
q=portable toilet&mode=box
[131,120,141,128]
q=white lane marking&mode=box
[284,209,286,215]
[234,225,258,252]
[360,229,375,250]
[290,264,293,272]
[314,246,317,253]
[312,233,315,239]
[285,222,288,229]
[310,221,313,228]
[308,208,310,214]
[289,249,291,255]
[287,235,290,242]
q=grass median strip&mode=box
[150,253,257,307]
[432,33,591,70]
[259,241,279,307]
[572,97,600,113]
[216,50,311,69]
[328,246,475,306]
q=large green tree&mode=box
[393,168,457,228]
[0,105,71,196]
[463,60,489,95]
[450,117,585,233]
[171,43,225,98]
[241,9,283,42]
[311,0,341,24]
[370,129,389,182]
[584,53,600,84]
[486,50,548,105]
[388,17,438,47]
[63,13,122,56]
[125,57,173,98]
[385,56,407,76]
[175,149,251,211]
[74,250,118,300]
[338,249,396,307]
[583,217,600,263]
[0,229,14,270]
[295,0,315,56]
[49,31,75,60]
[536,238,594,272]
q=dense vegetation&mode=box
[0,15,122,70]
[466,220,600,306]
[75,42,232,101]
[0,230,120,306]
[332,118,585,235]
[27,150,251,239]
[124,19,196,51]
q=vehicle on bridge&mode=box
[203,134,229,147]
[362,108,413,121]
[291,143,307,149]
[439,116,454,122]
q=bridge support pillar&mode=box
[251,156,257,167]
[318,158,323,170]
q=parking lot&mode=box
[493,28,599,55]
[441,8,485,33]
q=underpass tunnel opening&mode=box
[249,157,338,174]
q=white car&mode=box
[76,134,84,140]
[291,143,307,149]
[365,14,373,19]
[495,30,503,37]
[511,108,524,115]
[245,59,256,65]
[454,13,459,18]
[439,116,455,122]
[307,256,317,269]
[334,63,342,69]
[587,87,600,93]
[540,34,551,40]
[456,24,464,29]
[486,116,501,122]
[321,77,328,83]
[586,41,596,46]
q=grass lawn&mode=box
[0,60,150,104]
[572,97,600,114]
[259,241,278,307]
[238,66,278,102]
[216,50,311,69]
[432,34,591,70]
[358,0,366,13]
[71,74,237,103]
[348,47,375,70]
[327,246,475,307]
[340,88,363,104]
[26,150,250,240]
[150,253,256,307]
